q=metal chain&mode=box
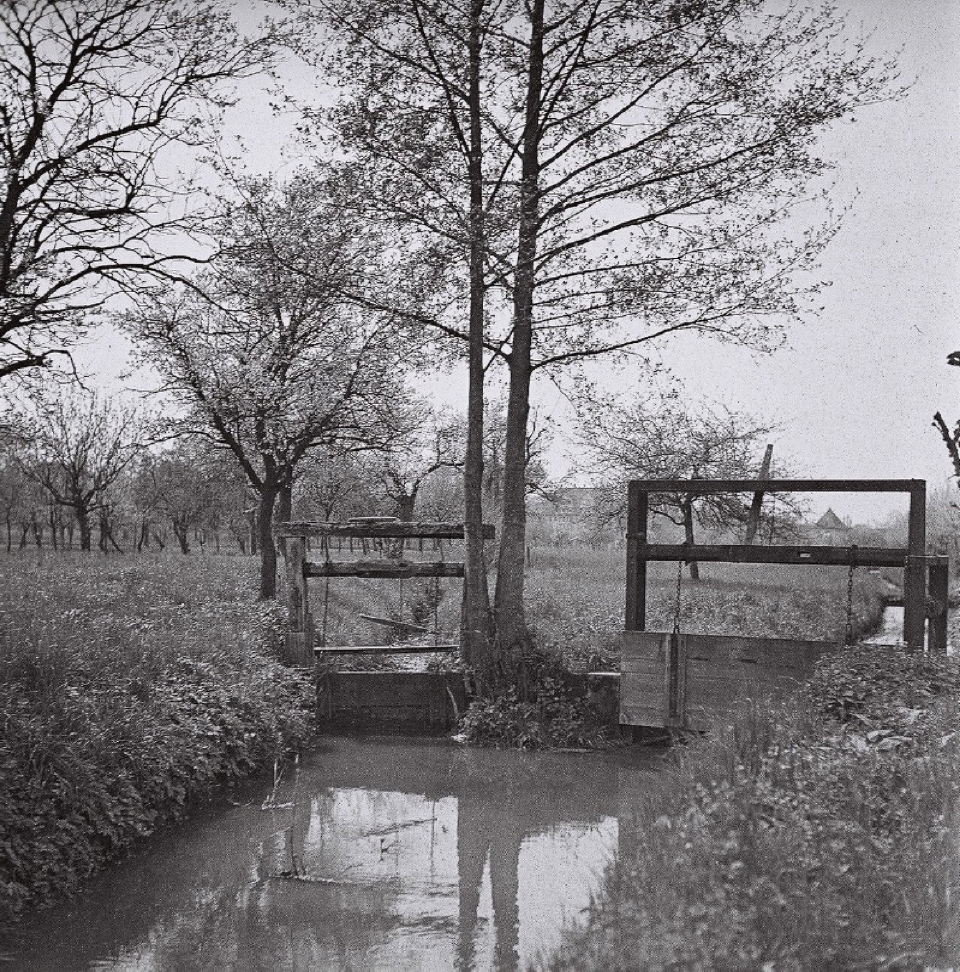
[844,544,858,646]
[672,555,684,636]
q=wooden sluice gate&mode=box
[275,518,494,733]
[621,478,950,731]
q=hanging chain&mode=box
[844,544,858,646]
[672,555,684,636]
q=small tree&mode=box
[576,385,802,578]
[14,388,143,551]
[124,172,416,596]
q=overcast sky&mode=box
[80,0,960,524]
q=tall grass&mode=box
[0,552,314,925]
[541,647,960,971]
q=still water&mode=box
[5,736,659,972]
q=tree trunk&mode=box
[76,507,92,552]
[493,0,545,664]
[172,519,191,554]
[257,484,280,599]
[681,497,700,581]
[460,0,495,684]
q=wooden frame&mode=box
[623,478,949,729]
[274,520,494,665]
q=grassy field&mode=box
[0,551,314,925]
[307,542,888,669]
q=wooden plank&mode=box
[928,560,949,653]
[744,444,773,544]
[634,543,907,568]
[315,643,459,654]
[628,478,923,495]
[358,614,430,633]
[903,483,927,652]
[305,560,465,579]
[276,521,495,540]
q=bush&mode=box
[458,646,611,750]
[0,554,315,926]
[542,647,960,971]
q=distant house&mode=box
[527,486,619,545]
[810,508,850,545]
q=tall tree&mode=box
[295,0,895,678]
[0,0,274,381]
[124,172,415,597]
[13,387,143,551]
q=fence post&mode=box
[928,558,949,654]
[284,535,314,666]
[625,483,647,631]
[903,481,927,652]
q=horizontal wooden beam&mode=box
[634,543,909,568]
[358,614,430,632]
[305,560,465,578]
[628,478,923,495]
[315,644,459,654]
[275,521,494,539]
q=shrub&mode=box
[0,554,314,926]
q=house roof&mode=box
[816,508,847,531]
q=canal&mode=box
[5,736,662,972]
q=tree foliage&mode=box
[0,0,275,382]
[123,172,416,596]
[292,0,897,676]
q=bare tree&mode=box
[0,0,273,380]
[14,387,143,551]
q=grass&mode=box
[0,551,314,926]
[541,646,960,972]
[305,543,887,672]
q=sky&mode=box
[77,0,960,525]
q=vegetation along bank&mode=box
[0,554,314,927]
[542,645,960,971]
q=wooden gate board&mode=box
[620,631,836,731]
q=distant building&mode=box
[809,508,850,545]
[527,487,620,545]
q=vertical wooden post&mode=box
[284,535,314,666]
[903,481,927,652]
[928,558,949,654]
[744,444,773,544]
[625,483,648,631]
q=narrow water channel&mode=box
[5,736,660,972]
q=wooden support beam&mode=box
[625,483,647,631]
[315,643,459,654]
[903,482,927,652]
[283,536,314,666]
[744,444,773,544]
[927,559,949,654]
[358,614,430,633]
[634,543,908,569]
[305,560,465,579]
[629,478,923,495]
[276,521,494,540]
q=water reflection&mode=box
[5,737,659,972]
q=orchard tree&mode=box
[0,0,275,381]
[13,387,143,551]
[293,0,897,683]
[133,438,225,554]
[124,172,415,597]
[933,352,960,481]
[576,383,803,578]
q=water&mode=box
[4,736,659,972]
